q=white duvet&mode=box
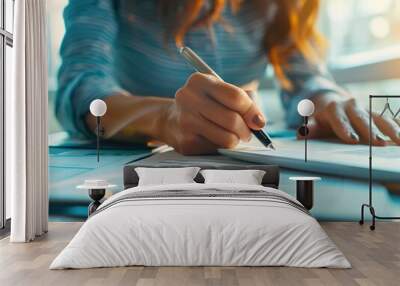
[50,183,350,269]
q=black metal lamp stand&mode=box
[298,116,309,162]
[95,117,105,163]
[304,116,308,162]
[359,95,400,230]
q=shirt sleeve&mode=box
[279,52,347,128]
[55,0,126,138]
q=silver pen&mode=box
[179,46,276,150]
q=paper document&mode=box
[219,138,399,182]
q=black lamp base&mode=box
[88,188,106,216]
[296,180,314,210]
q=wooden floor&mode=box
[0,222,399,286]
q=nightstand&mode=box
[87,188,106,216]
[289,177,321,210]
[77,180,117,216]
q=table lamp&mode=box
[90,99,107,162]
[297,99,315,162]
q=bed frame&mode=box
[123,163,280,189]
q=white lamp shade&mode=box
[90,99,107,117]
[297,99,315,117]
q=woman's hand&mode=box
[159,73,266,155]
[302,93,400,146]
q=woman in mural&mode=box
[56,0,400,155]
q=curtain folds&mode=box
[9,0,48,242]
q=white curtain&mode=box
[8,0,48,242]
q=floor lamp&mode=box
[359,95,400,230]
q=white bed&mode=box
[50,183,350,269]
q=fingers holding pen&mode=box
[171,72,270,154]
[186,73,266,130]
[176,87,252,142]
[179,112,240,149]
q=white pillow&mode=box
[200,169,266,185]
[135,167,200,186]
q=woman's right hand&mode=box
[159,72,266,155]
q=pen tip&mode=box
[269,144,276,150]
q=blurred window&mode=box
[317,0,400,110]
[319,0,400,60]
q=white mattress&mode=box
[50,183,350,269]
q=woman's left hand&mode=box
[301,93,400,146]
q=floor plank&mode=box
[0,222,399,286]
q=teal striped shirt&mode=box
[56,0,342,137]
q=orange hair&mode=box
[159,0,325,90]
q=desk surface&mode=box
[49,146,153,220]
[49,146,400,222]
